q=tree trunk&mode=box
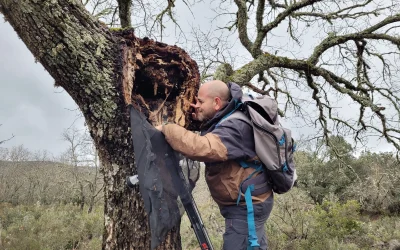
[0,1,200,249]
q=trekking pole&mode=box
[173,159,214,250]
[181,191,214,250]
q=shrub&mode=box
[0,204,103,249]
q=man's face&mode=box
[192,86,218,122]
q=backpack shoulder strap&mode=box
[218,111,251,126]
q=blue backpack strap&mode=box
[245,184,260,249]
[236,162,262,205]
[236,162,263,250]
[215,99,243,128]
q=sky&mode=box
[0,1,228,156]
[0,21,84,155]
[0,1,397,157]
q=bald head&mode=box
[201,80,230,102]
[192,80,231,121]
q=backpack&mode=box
[218,94,297,249]
[220,94,297,194]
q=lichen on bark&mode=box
[0,1,201,249]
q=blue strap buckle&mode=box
[279,134,285,146]
[282,162,288,172]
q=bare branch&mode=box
[230,43,400,150]
[0,135,14,145]
[309,14,400,65]
[256,0,265,34]
[292,0,385,24]
[267,0,287,9]
[0,124,14,145]
[252,0,323,56]
[117,0,132,28]
[234,0,254,53]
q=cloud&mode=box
[0,21,84,155]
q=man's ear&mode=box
[214,97,222,110]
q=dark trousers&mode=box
[223,217,268,250]
[221,195,274,250]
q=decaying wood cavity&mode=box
[115,29,200,128]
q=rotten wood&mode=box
[115,29,200,129]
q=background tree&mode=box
[60,126,103,212]
[296,136,357,204]
[32,149,53,162]
[295,135,400,214]
[7,145,32,162]
[349,151,400,214]
[1,0,400,249]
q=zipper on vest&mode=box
[252,121,281,168]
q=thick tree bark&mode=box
[0,1,199,249]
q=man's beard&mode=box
[200,111,214,122]
[196,112,212,123]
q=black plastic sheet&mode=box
[129,106,200,249]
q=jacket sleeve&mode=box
[162,119,255,162]
[162,124,228,162]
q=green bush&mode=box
[311,200,363,238]
[266,191,379,250]
[0,204,103,250]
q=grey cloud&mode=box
[0,21,84,155]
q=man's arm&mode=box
[159,124,228,162]
[157,119,254,163]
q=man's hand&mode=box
[155,125,163,131]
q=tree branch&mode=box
[230,50,400,149]
[267,0,287,9]
[252,0,323,56]
[117,0,132,28]
[0,125,14,145]
[291,0,384,24]
[308,14,400,65]
[234,0,254,53]
[256,0,265,33]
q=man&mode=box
[156,80,273,250]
